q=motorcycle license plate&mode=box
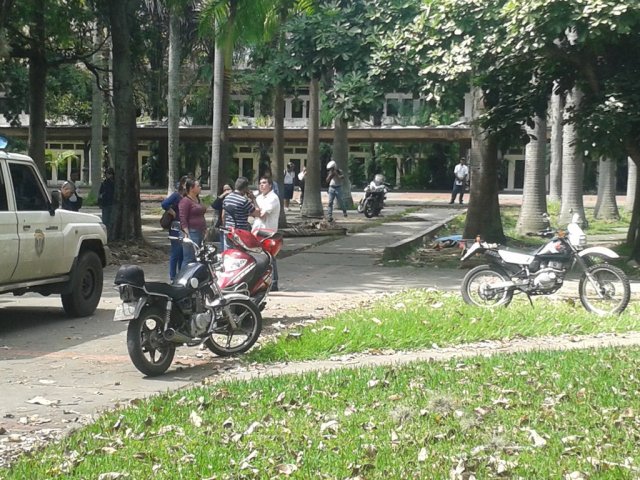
[113,302,136,322]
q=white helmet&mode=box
[326,160,336,170]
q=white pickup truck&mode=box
[0,137,109,317]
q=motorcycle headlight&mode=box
[223,256,248,271]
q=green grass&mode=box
[246,289,640,364]
[6,347,640,479]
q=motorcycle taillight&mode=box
[261,238,283,257]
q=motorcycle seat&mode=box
[249,251,270,272]
[144,281,193,299]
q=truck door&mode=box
[0,162,19,283]
[8,161,64,282]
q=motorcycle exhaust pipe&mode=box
[164,328,192,344]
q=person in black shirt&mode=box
[98,167,115,239]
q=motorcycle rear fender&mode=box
[578,246,619,260]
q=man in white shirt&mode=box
[253,176,280,231]
[253,176,281,290]
[449,157,469,205]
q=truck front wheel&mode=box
[61,251,104,317]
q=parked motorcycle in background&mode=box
[217,226,283,311]
[460,213,631,315]
[113,238,262,376]
[357,174,389,218]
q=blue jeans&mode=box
[169,238,183,282]
[450,181,465,203]
[181,229,203,269]
[327,186,346,220]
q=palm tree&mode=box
[626,158,636,212]
[594,157,620,220]
[300,77,324,218]
[549,87,563,203]
[516,114,548,234]
[202,0,274,194]
[558,87,586,227]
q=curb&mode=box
[381,212,463,261]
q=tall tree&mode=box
[594,157,620,220]
[626,158,637,211]
[107,0,142,242]
[516,113,548,234]
[548,88,563,203]
[558,87,586,227]
[2,0,95,175]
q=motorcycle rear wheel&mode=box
[579,264,630,315]
[205,299,262,356]
[461,265,513,308]
[126,306,175,376]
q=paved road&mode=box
[0,204,463,450]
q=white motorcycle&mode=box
[460,214,631,315]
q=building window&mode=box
[291,98,304,118]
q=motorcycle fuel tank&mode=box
[175,262,211,289]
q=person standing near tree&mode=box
[283,162,296,210]
[297,166,306,208]
[325,160,347,222]
[222,176,261,250]
[60,181,83,211]
[449,157,469,205]
[179,178,207,268]
[162,175,189,282]
[252,176,281,291]
[98,167,115,240]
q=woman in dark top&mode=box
[161,175,188,282]
[179,178,207,268]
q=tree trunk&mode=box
[558,87,587,227]
[463,87,505,243]
[594,158,619,220]
[301,77,323,218]
[27,0,47,177]
[90,27,104,196]
[273,85,287,228]
[549,88,563,203]
[626,157,636,211]
[516,114,548,234]
[333,116,353,209]
[167,10,180,195]
[209,42,224,195]
[109,0,142,242]
[626,148,640,259]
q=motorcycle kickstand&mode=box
[525,293,534,308]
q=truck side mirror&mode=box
[50,189,61,214]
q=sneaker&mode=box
[459,201,464,205]
[327,217,334,223]
[343,211,348,217]
[448,201,454,204]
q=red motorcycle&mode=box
[216,227,283,311]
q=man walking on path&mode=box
[326,160,348,221]
[253,176,281,290]
[449,157,469,205]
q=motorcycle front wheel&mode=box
[364,198,376,218]
[579,264,630,315]
[205,299,262,356]
[126,306,176,376]
[461,265,513,308]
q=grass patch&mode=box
[247,289,640,364]
[6,347,640,479]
